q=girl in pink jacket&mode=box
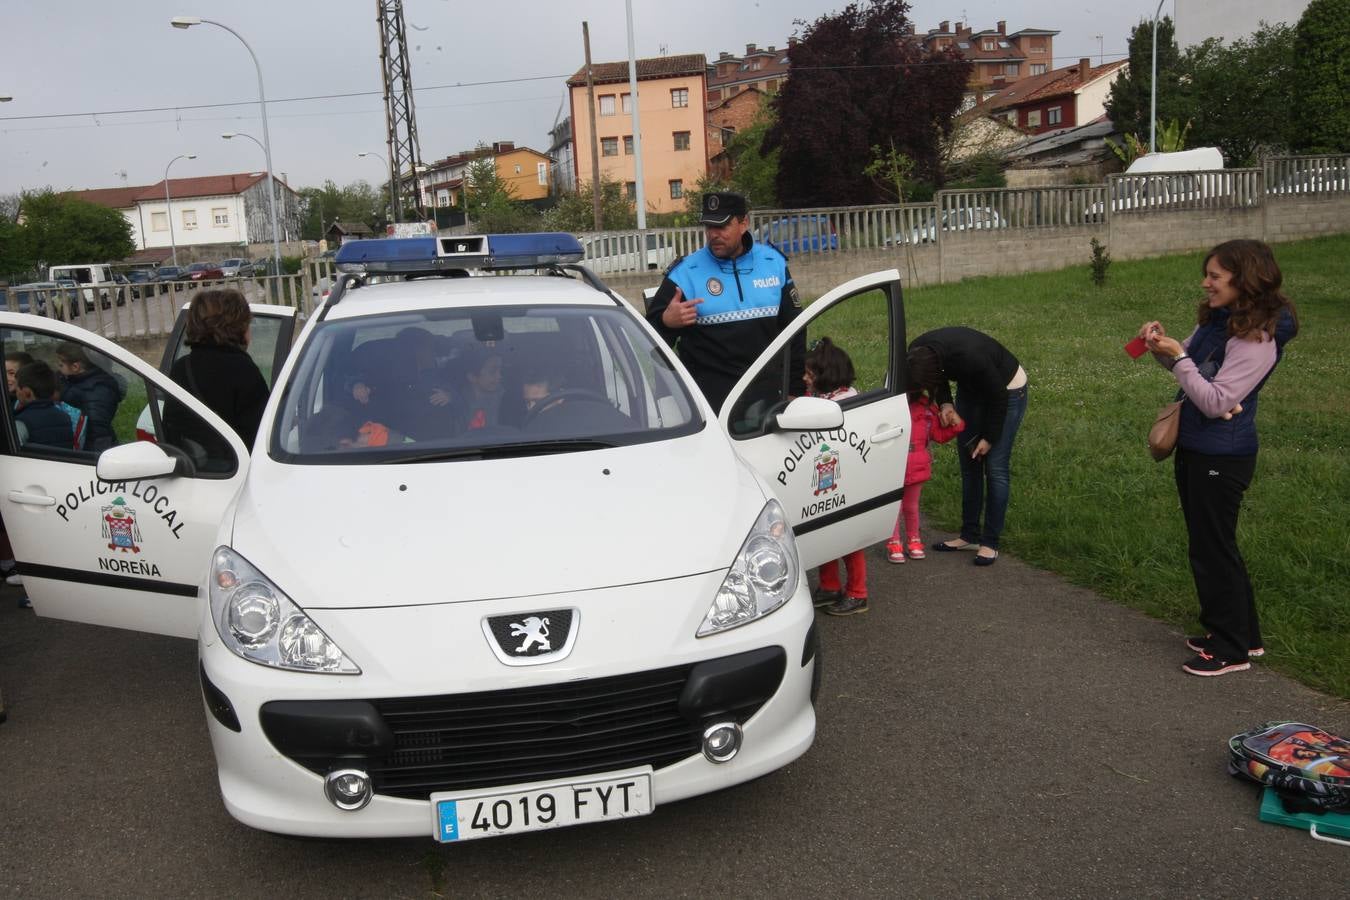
[887,388,964,563]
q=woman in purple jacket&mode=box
[1141,239,1298,677]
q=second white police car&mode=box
[0,232,910,841]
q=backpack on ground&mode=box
[1228,722,1350,811]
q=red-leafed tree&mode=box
[767,0,971,207]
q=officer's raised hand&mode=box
[661,286,702,329]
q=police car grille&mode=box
[366,663,761,800]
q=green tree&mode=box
[1104,17,1187,145]
[1290,0,1350,153]
[0,216,27,282]
[299,180,387,240]
[863,141,916,202]
[14,189,134,275]
[1182,26,1294,165]
[724,96,781,208]
[541,178,636,232]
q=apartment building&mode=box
[918,20,1059,96]
[566,53,708,215]
[706,43,792,108]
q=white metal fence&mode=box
[4,156,1345,344]
[1,270,323,342]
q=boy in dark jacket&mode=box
[15,360,75,447]
[56,343,123,450]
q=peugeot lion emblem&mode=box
[482,609,579,666]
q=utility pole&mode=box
[377,0,425,221]
[583,22,602,232]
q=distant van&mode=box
[1089,147,1226,219]
[1123,147,1224,175]
[47,263,116,311]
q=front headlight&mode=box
[209,547,360,674]
[697,500,799,637]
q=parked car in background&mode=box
[580,233,677,274]
[185,261,225,282]
[153,265,187,292]
[755,216,839,254]
[6,281,77,316]
[898,207,1006,245]
[219,258,255,277]
[120,269,155,299]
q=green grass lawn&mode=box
[815,234,1350,698]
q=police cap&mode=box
[700,191,749,225]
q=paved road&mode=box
[2,536,1347,899]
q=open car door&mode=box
[158,301,298,384]
[136,301,298,443]
[0,314,251,638]
[721,270,909,569]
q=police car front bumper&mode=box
[198,569,817,839]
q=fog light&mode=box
[324,768,373,811]
[701,721,743,764]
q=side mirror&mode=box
[96,441,193,482]
[773,396,845,432]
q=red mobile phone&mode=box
[1124,336,1149,359]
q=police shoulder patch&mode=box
[789,283,802,308]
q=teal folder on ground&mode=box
[1258,786,1350,840]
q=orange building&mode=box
[567,54,708,215]
[495,145,552,201]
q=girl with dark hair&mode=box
[907,327,1027,566]
[1140,239,1299,677]
[803,338,869,617]
[167,289,270,445]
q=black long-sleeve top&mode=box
[909,327,1020,446]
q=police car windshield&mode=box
[271,304,702,462]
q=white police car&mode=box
[0,233,910,841]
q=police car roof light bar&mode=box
[334,233,584,277]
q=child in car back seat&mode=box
[459,347,504,430]
[803,338,869,617]
[14,361,74,448]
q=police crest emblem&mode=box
[706,277,724,296]
[101,496,142,553]
[812,444,841,495]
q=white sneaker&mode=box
[5,574,21,586]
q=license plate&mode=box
[431,768,653,842]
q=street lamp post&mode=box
[163,153,197,267]
[357,151,395,226]
[1150,0,1166,154]
[171,16,282,275]
[222,131,278,259]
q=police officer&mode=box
[646,191,805,413]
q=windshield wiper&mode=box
[393,438,616,464]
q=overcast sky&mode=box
[0,0,1169,197]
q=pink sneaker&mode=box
[906,537,926,560]
[886,539,906,564]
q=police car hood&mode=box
[229,432,769,608]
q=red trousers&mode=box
[818,549,867,599]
